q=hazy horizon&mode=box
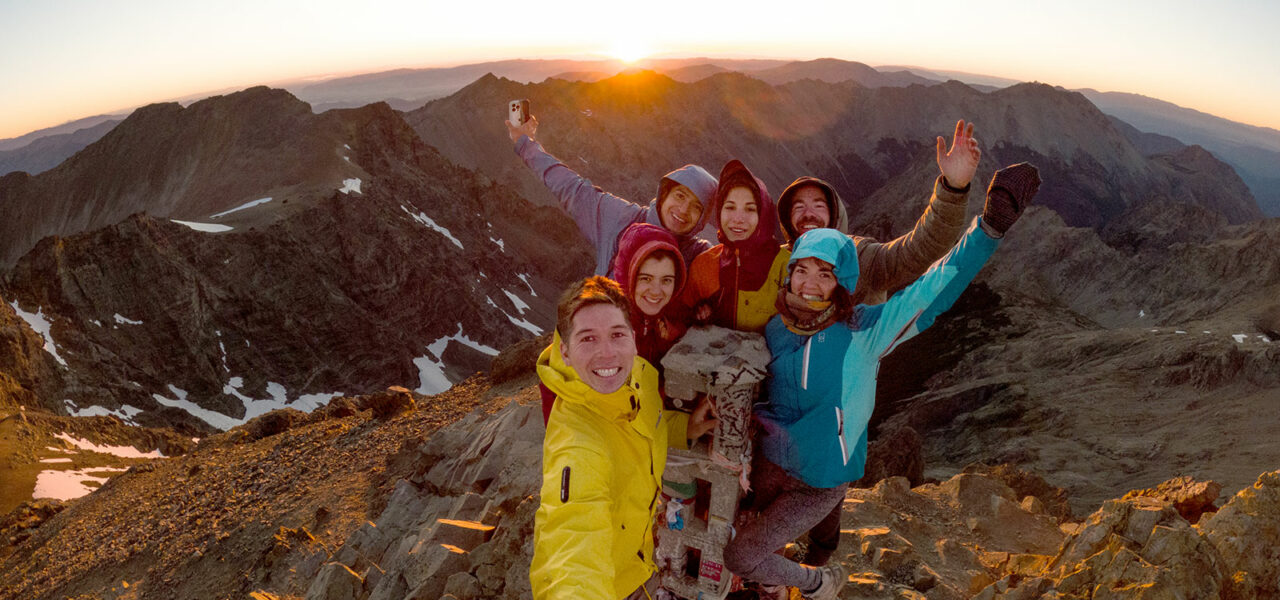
[3,0,1279,140]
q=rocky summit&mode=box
[7,375,1280,600]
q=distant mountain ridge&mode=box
[0,120,120,176]
[10,58,1279,221]
[409,70,1260,230]
[1078,88,1280,217]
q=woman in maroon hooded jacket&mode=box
[609,223,690,367]
[682,160,788,333]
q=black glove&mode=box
[982,163,1041,235]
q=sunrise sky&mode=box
[2,0,1278,140]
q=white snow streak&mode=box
[504,311,544,336]
[113,313,143,325]
[153,385,239,431]
[9,301,66,366]
[211,197,273,219]
[503,289,530,314]
[1232,334,1248,343]
[400,205,463,249]
[156,380,343,432]
[171,219,234,233]
[491,237,505,251]
[64,399,143,424]
[40,458,73,463]
[517,273,537,296]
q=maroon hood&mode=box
[610,223,687,317]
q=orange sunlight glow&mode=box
[609,39,651,64]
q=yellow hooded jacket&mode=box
[531,332,689,599]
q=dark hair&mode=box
[556,276,632,342]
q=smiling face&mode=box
[561,302,637,394]
[660,184,702,235]
[633,254,676,316]
[789,256,838,302]
[720,186,760,242]
[789,185,831,236]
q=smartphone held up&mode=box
[509,99,530,126]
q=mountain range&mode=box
[6,58,1277,219]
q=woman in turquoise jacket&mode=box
[723,164,1041,599]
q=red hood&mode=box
[713,159,781,251]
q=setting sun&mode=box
[609,39,651,64]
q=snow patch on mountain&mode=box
[64,399,143,424]
[400,205,463,248]
[9,301,66,366]
[222,378,343,422]
[33,466,128,501]
[113,313,143,325]
[413,324,499,395]
[171,219,234,233]
[339,178,362,194]
[211,197,273,218]
[53,432,164,459]
[154,381,344,432]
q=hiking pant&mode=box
[804,502,842,566]
[722,455,847,589]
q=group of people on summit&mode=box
[507,107,1042,599]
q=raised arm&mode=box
[862,163,1041,357]
[852,120,981,301]
[507,115,645,251]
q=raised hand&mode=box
[982,163,1041,235]
[505,114,538,143]
[936,119,981,189]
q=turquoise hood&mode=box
[787,228,860,293]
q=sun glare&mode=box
[610,40,651,64]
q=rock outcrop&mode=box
[1201,470,1280,599]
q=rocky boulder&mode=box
[1201,470,1280,600]
[982,496,1230,599]
[306,400,544,600]
[1123,475,1221,524]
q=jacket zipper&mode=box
[835,406,848,465]
[802,336,812,390]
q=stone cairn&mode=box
[656,326,771,600]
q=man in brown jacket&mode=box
[768,120,980,571]
[776,120,980,306]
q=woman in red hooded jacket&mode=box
[683,160,788,334]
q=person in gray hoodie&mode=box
[507,115,718,276]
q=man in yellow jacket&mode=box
[532,276,714,599]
